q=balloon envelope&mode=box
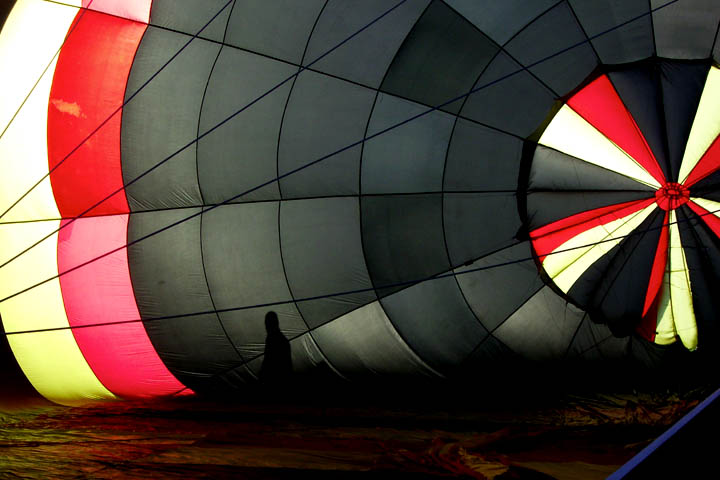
[0,0,719,404]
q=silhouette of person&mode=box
[259,311,292,387]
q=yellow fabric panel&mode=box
[655,211,697,349]
[678,67,720,184]
[691,197,720,217]
[0,221,115,404]
[0,0,115,404]
[539,105,661,188]
[544,204,657,293]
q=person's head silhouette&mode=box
[265,311,279,334]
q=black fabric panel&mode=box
[567,318,629,360]
[127,209,242,393]
[608,62,670,182]
[652,0,720,59]
[461,51,556,137]
[676,206,720,349]
[445,0,558,46]
[224,0,325,64]
[305,0,431,88]
[380,0,500,114]
[197,48,295,204]
[443,119,523,192]
[278,72,375,198]
[689,170,720,202]
[529,146,657,192]
[525,191,654,231]
[281,197,376,328]
[379,276,488,373]
[659,60,708,182]
[362,94,454,194]
[443,193,521,268]
[504,1,597,96]
[122,28,217,211]
[361,194,449,297]
[149,0,231,42]
[454,242,545,332]
[201,203,307,360]
[567,208,664,337]
[715,28,720,63]
[569,0,653,64]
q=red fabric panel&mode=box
[687,201,720,237]
[642,212,669,318]
[568,75,666,185]
[682,135,720,187]
[636,212,669,342]
[47,10,145,217]
[58,215,188,398]
[531,198,656,262]
[50,7,189,398]
[82,0,151,23]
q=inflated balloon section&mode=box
[522,61,720,352]
[0,0,718,404]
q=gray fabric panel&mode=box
[278,72,375,198]
[149,0,231,42]
[361,194,450,297]
[380,0,500,114]
[200,203,306,359]
[461,51,556,138]
[445,0,559,46]
[216,364,257,385]
[305,0,431,88]
[122,28,215,211]
[525,191,654,230]
[566,318,629,360]
[493,286,585,361]
[444,119,523,192]
[569,0,653,64]
[280,197,376,329]
[197,48,295,204]
[528,146,656,192]
[652,0,720,59]
[311,301,440,378]
[224,0,325,64]
[462,335,518,366]
[454,242,545,332]
[362,93,454,194]
[379,276,488,372]
[289,333,342,377]
[127,209,241,390]
[443,193,521,267]
[504,1,598,96]
[715,28,720,63]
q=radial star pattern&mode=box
[524,60,720,352]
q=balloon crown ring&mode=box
[655,182,690,211]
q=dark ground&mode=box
[0,376,713,480]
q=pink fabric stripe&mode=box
[82,0,151,23]
[57,212,187,398]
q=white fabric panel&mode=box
[539,105,661,188]
[655,210,697,349]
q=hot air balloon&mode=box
[0,0,718,405]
